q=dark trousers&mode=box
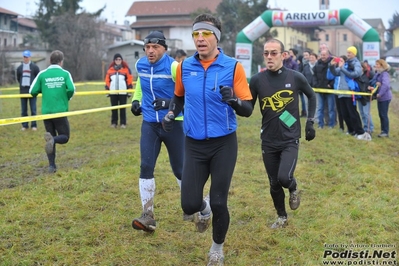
[110,94,127,125]
[139,121,184,180]
[44,117,70,167]
[338,97,364,135]
[181,132,237,244]
[377,100,391,134]
[20,91,37,128]
[335,95,345,130]
[299,92,307,116]
[262,141,299,218]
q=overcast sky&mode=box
[1,0,397,27]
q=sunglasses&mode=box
[192,30,214,38]
[263,51,281,57]
[144,38,163,45]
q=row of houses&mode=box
[1,0,398,80]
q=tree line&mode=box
[4,0,398,83]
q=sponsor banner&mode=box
[235,43,253,78]
[271,10,339,27]
[344,13,372,38]
[242,16,270,42]
[363,42,380,66]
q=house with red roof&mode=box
[125,0,222,55]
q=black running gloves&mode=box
[305,120,315,141]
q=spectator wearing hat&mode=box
[16,50,40,131]
[104,53,133,128]
[329,46,371,140]
[130,30,187,233]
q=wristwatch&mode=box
[165,112,175,122]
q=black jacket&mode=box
[312,58,334,89]
[16,62,40,93]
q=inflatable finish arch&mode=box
[235,9,381,77]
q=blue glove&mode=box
[152,98,171,111]
[131,100,142,116]
[162,113,175,132]
[219,86,238,105]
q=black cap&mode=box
[113,53,123,60]
[144,31,168,50]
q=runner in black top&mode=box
[249,38,317,229]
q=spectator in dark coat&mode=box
[312,49,335,128]
[301,52,317,117]
[16,50,40,131]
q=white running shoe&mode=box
[356,132,372,141]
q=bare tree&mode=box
[53,12,103,80]
[34,0,105,81]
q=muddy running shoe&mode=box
[289,190,300,210]
[132,210,156,232]
[48,165,57,173]
[44,132,54,155]
[195,196,211,233]
[183,213,195,222]
[207,251,224,266]
[271,216,288,229]
[195,211,211,233]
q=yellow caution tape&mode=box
[0,104,132,126]
[0,87,19,91]
[0,90,135,99]
[0,81,136,91]
[312,88,372,96]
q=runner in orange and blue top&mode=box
[162,14,253,266]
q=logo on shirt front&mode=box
[261,90,294,112]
